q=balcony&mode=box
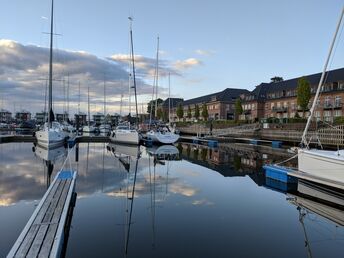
[243,109,251,115]
[323,102,343,109]
[272,106,288,113]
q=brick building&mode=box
[171,88,249,122]
[242,67,344,122]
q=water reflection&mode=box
[1,142,343,258]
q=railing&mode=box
[272,106,288,113]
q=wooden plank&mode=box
[50,172,77,258]
[13,181,62,258]
[38,180,72,258]
[26,180,66,257]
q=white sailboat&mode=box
[99,78,111,134]
[36,0,65,149]
[83,86,96,133]
[297,7,344,186]
[146,41,179,144]
[109,17,139,145]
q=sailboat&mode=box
[297,7,344,186]
[146,38,179,144]
[109,17,140,145]
[35,0,66,149]
[83,86,96,133]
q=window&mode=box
[335,96,342,107]
[339,82,344,90]
[334,110,342,117]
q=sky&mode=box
[0,0,343,116]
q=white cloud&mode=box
[195,49,215,56]
[173,58,203,70]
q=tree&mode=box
[176,103,184,121]
[297,76,311,117]
[156,108,163,120]
[194,104,200,120]
[270,76,284,83]
[147,98,163,117]
[201,103,208,121]
[187,105,192,119]
[234,98,243,121]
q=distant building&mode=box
[171,88,249,122]
[0,109,12,123]
[241,67,344,122]
[93,112,105,126]
[35,111,47,125]
[159,98,183,121]
[55,112,69,123]
[74,112,87,126]
[15,110,31,122]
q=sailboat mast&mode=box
[48,0,54,128]
[168,73,171,124]
[88,86,90,126]
[78,81,80,115]
[103,76,106,124]
[301,7,344,146]
[154,36,159,118]
[129,17,139,127]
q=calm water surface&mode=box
[0,142,343,258]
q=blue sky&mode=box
[0,0,343,115]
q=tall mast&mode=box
[120,93,123,117]
[87,86,90,126]
[301,7,344,147]
[168,73,171,125]
[67,73,70,121]
[47,0,54,128]
[103,76,106,124]
[154,36,159,118]
[78,81,80,115]
[129,17,139,127]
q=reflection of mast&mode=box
[124,146,140,255]
[86,142,90,176]
[44,160,54,189]
[148,154,156,249]
[298,207,313,258]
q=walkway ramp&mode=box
[7,170,77,258]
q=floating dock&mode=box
[180,136,218,147]
[7,170,77,258]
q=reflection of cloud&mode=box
[192,199,214,206]
[169,182,197,197]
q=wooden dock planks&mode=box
[7,170,76,258]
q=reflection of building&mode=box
[0,108,12,123]
[15,109,31,122]
[35,111,47,125]
[93,112,104,125]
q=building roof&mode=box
[245,67,344,101]
[161,98,183,108]
[183,88,249,106]
[0,108,11,113]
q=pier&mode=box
[7,170,77,258]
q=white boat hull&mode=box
[110,129,139,145]
[298,149,344,183]
[36,129,65,149]
[146,131,179,144]
[83,125,96,133]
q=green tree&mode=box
[194,104,200,120]
[201,103,208,121]
[297,77,311,117]
[147,98,163,117]
[270,76,284,83]
[176,103,184,121]
[156,108,163,120]
[187,105,192,119]
[234,98,243,121]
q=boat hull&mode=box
[36,129,66,149]
[82,125,96,133]
[109,129,139,145]
[298,149,344,184]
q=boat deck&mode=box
[7,170,77,258]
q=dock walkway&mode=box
[7,170,77,258]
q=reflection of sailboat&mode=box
[123,146,141,255]
[83,86,96,133]
[33,144,67,188]
[107,143,140,173]
[147,145,180,161]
